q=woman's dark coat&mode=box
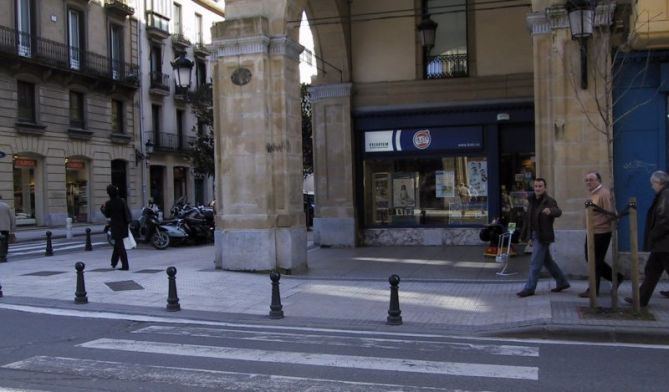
[644,185,669,252]
[102,197,130,240]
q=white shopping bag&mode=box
[123,229,137,250]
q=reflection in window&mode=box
[364,156,488,227]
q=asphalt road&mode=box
[0,307,667,391]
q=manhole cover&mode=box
[21,271,66,277]
[104,280,144,292]
[135,269,163,274]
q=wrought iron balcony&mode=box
[104,0,135,16]
[0,25,139,88]
[149,71,170,94]
[191,83,212,106]
[148,131,195,153]
[425,53,468,79]
[193,43,210,58]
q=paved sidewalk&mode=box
[2,227,669,340]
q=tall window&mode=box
[196,60,206,87]
[16,0,33,57]
[110,24,123,79]
[195,13,203,44]
[111,99,124,133]
[150,44,162,85]
[17,80,35,123]
[69,91,85,128]
[425,0,468,79]
[173,3,182,35]
[152,104,161,147]
[68,8,84,70]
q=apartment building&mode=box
[136,0,223,214]
[0,0,139,226]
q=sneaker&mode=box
[551,284,570,293]
[516,289,535,298]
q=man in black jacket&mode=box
[626,170,669,307]
[517,178,570,297]
[101,184,130,270]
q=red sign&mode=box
[66,160,85,170]
[14,158,36,168]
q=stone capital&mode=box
[269,36,304,62]
[527,1,617,35]
[308,83,352,102]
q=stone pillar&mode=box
[211,17,307,272]
[309,83,356,247]
[528,3,616,274]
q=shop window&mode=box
[364,156,488,227]
[111,99,124,133]
[69,91,85,128]
[17,80,36,123]
[66,160,88,222]
[13,158,36,225]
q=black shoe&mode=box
[551,284,570,293]
[660,290,669,298]
[110,264,117,269]
[516,290,535,298]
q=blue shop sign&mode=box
[364,126,482,154]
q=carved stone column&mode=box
[211,17,307,272]
[309,83,356,247]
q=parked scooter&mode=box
[170,198,215,244]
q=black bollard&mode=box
[269,271,284,319]
[166,266,181,312]
[84,228,93,251]
[0,232,7,263]
[74,262,88,304]
[386,274,402,325]
[45,231,54,256]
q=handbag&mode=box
[123,228,137,250]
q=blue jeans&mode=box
[524,233,569,292]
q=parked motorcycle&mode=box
[170,198,215,244]
[105,204,185,250]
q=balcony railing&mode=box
[0,26,139,87]
[104,0,135,16]
[426,53,468,79]
[149,131,195,153]
[149,71,170,91]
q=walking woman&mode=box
[101,184,131,270]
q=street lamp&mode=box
[566,0,595,89]
[417,14,438,52]
[145,139,154,157]
[171,52,194,90]
[136,139,155,166]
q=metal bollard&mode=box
[269,272,284,319]
[45,231,54,256]
[74,262,88,304]
[386,274,402,325]
[0,232,7,263]
[84,228,93,251]
[166,266,181,312]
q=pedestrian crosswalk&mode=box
[1,324,542,391]
[8,240,109,257]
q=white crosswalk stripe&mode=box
[8,241,108,256]
[2,324,541,390]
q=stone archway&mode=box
[211,0,355,272]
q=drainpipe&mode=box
[137,15,147,207]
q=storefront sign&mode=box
[364,126,482,153]
[66,160,85,170]
[14,158,36,168]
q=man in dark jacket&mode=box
[101,184,130,270]
[625,170,669,307]
[517,178,570,297]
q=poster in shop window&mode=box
[466,160,488,197]
[392,173,416,218]
[373,172,390,223]
[435,170,454,198]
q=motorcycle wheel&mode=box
[151,230,170,250]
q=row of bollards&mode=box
[44,229,95,257]
[68,263,404,325]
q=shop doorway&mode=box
[111,159,128,201]
[13,157,37,226]
[65,159,89,223]
[150,165,165,212]
[499,125,535,225]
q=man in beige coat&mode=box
[0,195,16,262]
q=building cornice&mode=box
[309,83,353,102]
[212,35,271,58]
[269,36,304,62]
